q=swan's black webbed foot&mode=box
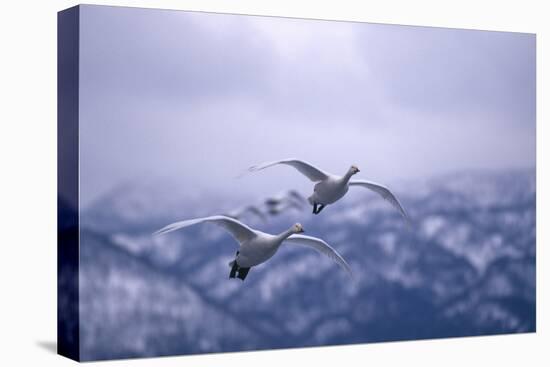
[237,267,250,281]
[229,261,238,278]
[312,203,318,214]
[312,203,325,214]
[229,251,240,278]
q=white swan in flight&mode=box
[265,190,306,208]
[264,190,307,216]
[224,205,266,222]
[266,200,303,216]
[154,215,351,281]
[247,158,409,221]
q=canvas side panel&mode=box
[57,5,80,362]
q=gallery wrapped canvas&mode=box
[58,4,536,362]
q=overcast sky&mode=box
[79,5,535,207]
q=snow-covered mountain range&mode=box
[75,168,535,360]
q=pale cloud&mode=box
[78,5,535,207]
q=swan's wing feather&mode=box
[349,180,410,222]
[248,159,329,182]
[284,234,352,276]
[153,215,257,243]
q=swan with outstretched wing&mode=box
[154,215,351,281]
[247,158,409,222]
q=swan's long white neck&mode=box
[276,227,296,243]
[342,169,355,184]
